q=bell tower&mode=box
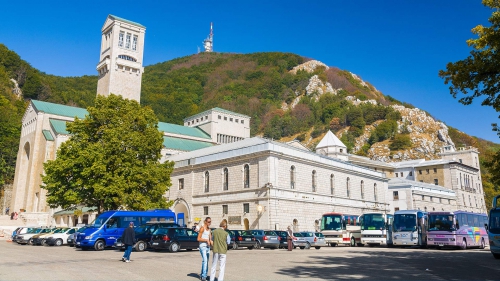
[96,15,145,103]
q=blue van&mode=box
[75,209,176,251]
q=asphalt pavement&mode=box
[0,240,498,280]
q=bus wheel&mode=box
[480,238,485,249]
[350,238,356,247]
[94,240,105,251]
[461,238,467,250]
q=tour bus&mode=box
[427,211,488,250]
[75,209,176,251]
[320,212,361,246]
[392,210,427,247]
[359,213,393,246]
[488,195,500,259]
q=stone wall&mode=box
[1,184,13,215]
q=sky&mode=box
[1,0,498,143]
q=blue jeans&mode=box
[199,244,210,278]
[123,245,133,261]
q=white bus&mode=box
[392,210,427,247]
[359,213,393,246]
[321,212,361,246]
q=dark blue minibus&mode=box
[75,209,176,251]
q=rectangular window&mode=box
[400,172,403,177]
[419,180,423,182]
[396,173,398,177]
[125,33,131,49]
[448,199,451,204]
[393,191,399,200]
[434,179,438,185]
[132,35,138,51]
[394,207,400,212]
[409,171,413,176]
[218,115,221,119]
[241,120,244,124]
[178,178,184,190]
[426,169,429,174]
[419,170,422,175]
[222,205,228,215]
[235,119,238,123]
[203,206,208,216]
[433,168,437,173]
[459,159,463,163]
[230,118,233,122]
[118,32,124,47]
[430,196,433,202]
[439,198,442,203]
[243,203,249,214]
[422,195,425,200]
[224,117,227,120]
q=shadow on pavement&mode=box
[275,249,499,280]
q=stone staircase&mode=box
[0,215,25,239]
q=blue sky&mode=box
[1,1,498,143]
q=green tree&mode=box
[389,134,412,150]
[42,94,174,213]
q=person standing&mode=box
[287,225,295,251]
[197,217,212,281]
[210,221,230,281]
[121,222,136,263]
[5,207,9,216]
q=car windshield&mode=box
[428,214,455,231]
[27,228,41,234]
[53,228,69,234]
[264,231,276,236]
[393,214,417,232]
[276,231,287,238]
[315,232,324,237]
[489,210,500,234]
[90,216,110,228]
[362,214,385,230]
[321,215,342,231]
[251,230,262,236]
[240,231,253,236]
[153,228,169,235]
[301,232,314,237]
[293,233,303,237]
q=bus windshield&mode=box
[393,214,416,232]
[90,216,110,228]
[362,214,385,230]
[428,214,455,231]
[490,210,500,234]
[321,215,342,231]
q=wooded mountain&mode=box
[0,43,498,207]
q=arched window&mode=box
[346,177,350,198]
[204,171,210,192]
[243,164,250,188]
[293,219,299,232]
[118,54,137,62]
[361,181,364,200]
[312,170,317,192]
[330,174,335,195]
[290,166,295,189]
[223,168,229,191]
[374,183,377,202]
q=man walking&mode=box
[121,222,135,263]
[210,221,230,281]
[287,225,295,251]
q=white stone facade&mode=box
[96,15,145,103]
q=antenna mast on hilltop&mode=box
[203,22,213,52]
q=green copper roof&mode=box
[109,14,145,28]
[212,107,250,118]
[53,206,97,216]
[32,100,87,119]
[42,130,54,141]
[163,136,214,152]
[49,119,70,135]
[158,122,211,140]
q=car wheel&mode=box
[136,241,146,252]
[493,253,500,259]
[315,246,321,250]
[305,242,311,250]
[94,240,105,251]
[169,242,179,253]
[330,243,337,247]
[255,241,261,249]
[357,243,364,247]
[55,239,63,247]
[350,238,356,247]
[232,243,238,250]
[480,238,485,249]
[247,246,254,250]
[299,246,305,249]
[27,238,33,246]
[461,238,467,250]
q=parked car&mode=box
[150,227,199,252]
[293,232,309,249]
[250,230,280,249]
[11,227,36,240]
[67,233,75,247]
[230,230,256,250]
[46,227,78,246]
[300,231,328,249]
[275,230,290,249]
[15,228,52,245]
[32,228,59,245]
[113,222,178,252]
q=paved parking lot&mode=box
[0,240,498,280]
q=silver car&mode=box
[292,232,309,249]
[300,232,328,249]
